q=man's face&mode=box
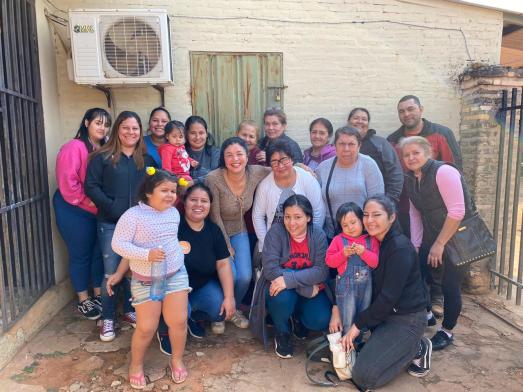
[397,99,423,131]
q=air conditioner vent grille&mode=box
[101,16,162,77]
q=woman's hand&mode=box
[428,241,445,268]
[256,150,266,163]
[191,159,199,168]
[148,247,166,262]
[220,296,236,320]
[329,305,343,333]
[311,284,320,298]
[269,276,286,296]
[341,324,360,352]
[106,272,124,296]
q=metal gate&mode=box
[492,88,523,305]
[0,0,54,332]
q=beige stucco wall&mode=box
[43,0,502,148]
[36,0,68,284]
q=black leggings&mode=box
[419,245,466,330]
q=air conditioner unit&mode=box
[69,9,172,85]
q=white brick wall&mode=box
[42,0,502,147]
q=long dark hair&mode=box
[184,115,216,153]
[92,111,147,169]
[75,108,111,153]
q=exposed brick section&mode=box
[459,66,523,294]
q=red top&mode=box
[283,236,312,270]
[158,144,194,180]
[326,233,379,275]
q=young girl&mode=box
[109,168,190,389]
[158,121,196,182]
[237,120,266,165]
[326,202,379,335]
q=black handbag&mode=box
[444,212,497,267]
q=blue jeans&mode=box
[336,254,372,334]
[189,278,226,322]
[98,221,133,320]
[230,232,252,306]
[53,190,103,293]
[265,288,331,334]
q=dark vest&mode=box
[405,159,474,246]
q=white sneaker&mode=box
[230,310,249,329]
[211,321,225,334]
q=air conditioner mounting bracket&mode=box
[94,85,112,108]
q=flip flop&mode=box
[129,372,146,390]
[169,362,188,384]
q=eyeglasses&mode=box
[270,156,292,168]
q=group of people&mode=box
[53,94,470,390]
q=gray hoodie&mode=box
[249,223,330,349]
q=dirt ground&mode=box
[0,292,522,392]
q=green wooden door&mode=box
[190,52,284,145]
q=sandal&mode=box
[129,372,146,390]
[169,362,188,384]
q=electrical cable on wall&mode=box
[172,14,473,62]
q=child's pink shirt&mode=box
[326,233,379,275]
[55,139,97,215]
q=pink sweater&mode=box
[55,139,97,215]
[326,233,379,275]
[410,165,466,248]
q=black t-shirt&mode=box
[179,216,230,290]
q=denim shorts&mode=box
[131,265,191,306]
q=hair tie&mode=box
[146,167,156,176]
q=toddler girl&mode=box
[109,168,190,389]
[237,120,266,165]
[326,202,379,334]
[158,121,196,182]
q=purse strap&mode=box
[325,157,338,235]
[305,337,340,387]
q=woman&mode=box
[400,136,471,351]
[157,183,235,347]
[185,115,220,181]
[206,137,271,329]
[315,126,384,240]
[144,107,171,166]
[341,195,431,390]
[259,108,303,163]
[85,111,157,342]
[251,195,331,358]
[252,140,324,253]
[53,108,111,320]
[303,118,336,170]
[348,108,403,204]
